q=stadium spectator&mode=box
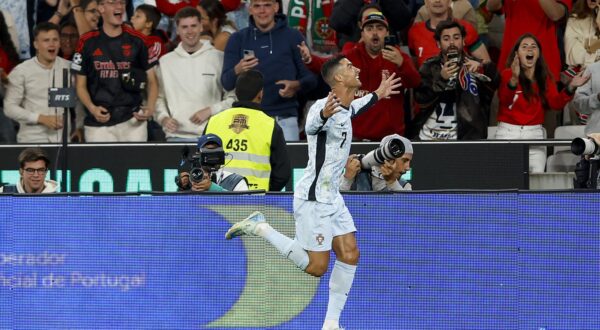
[198,0,237,51]
[495,34,589,173]
[225,55,402,330]
[72,0,158,142]
[176,133,249,191]
[299,11,421,140]
[0,10,19,143]
[154,0,241,17]
[329,0,412,51]
[130,4,169,62]
[0,148,58,193]
[412,20,498,140]
[487,0,571,81]
[0,9,19,53]
[415,0,478,29]
[49,0,100,35]
[58,21,79,61]
[4,22,82,143]
[565,0,600,68]
[408,0,490,68]
[571,60,600,135]
[221,0,318,141]
[155,7,234,142]
[204,70,291,191]
[340,134,414,191]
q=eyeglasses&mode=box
[101,0,126,5]
[23,168,48,175]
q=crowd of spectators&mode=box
[1,0,599,174]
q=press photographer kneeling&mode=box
[571,133,600,189]
[341,134,414,191]
[176,134,249,192]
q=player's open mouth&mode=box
[114,11,122,19]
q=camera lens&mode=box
[571,137,599,156]
[190,167,204,183]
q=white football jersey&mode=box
[295,92,378,204]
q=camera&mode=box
[189,147,226,183]
[359,137,405,169]
[571,137,600,156]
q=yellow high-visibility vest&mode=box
[205,107,274,191]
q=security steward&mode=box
[204,70,291,191]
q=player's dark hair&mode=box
[235,70,264,101]
[321,55,346,86]
[135,4,162,31]
[434,20,466,41]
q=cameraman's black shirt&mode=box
[72,25,156,127]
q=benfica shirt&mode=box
[72,25,155,126]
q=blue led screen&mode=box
[0,192,598,329]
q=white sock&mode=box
[324,260,357,327]
[260,223,309,270]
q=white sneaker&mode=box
[225,211,265,239]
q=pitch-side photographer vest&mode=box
[204,107,274,191]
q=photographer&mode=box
[340,134,413,191]
[176,133,249,192]
[412,20,498,141]
[572,133,600,189]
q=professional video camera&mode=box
[174,144,226,190]
[358,137,405,169]
[189,147,225,183]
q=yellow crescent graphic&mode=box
[205,205,320,328]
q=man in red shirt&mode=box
[408,0,490,68]
[299,11,421,140]
[487,0,572,79]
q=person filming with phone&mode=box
[412,20,499,141]
[298,6,421,141]
[220,0,318,141]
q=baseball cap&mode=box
[381,134,413,155]
[197,133,223,149]
[361,12,388,30]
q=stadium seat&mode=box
[545,125,585,172]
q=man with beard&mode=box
[72,0,158,142]
[412,20,498,140]
[299,10,421,140]
[408,0,490,68]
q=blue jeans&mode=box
[276,116,299,141]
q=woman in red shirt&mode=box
[496,33,590,173]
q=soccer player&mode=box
[225,55,401,330]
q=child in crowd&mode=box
[130,4,170,62]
